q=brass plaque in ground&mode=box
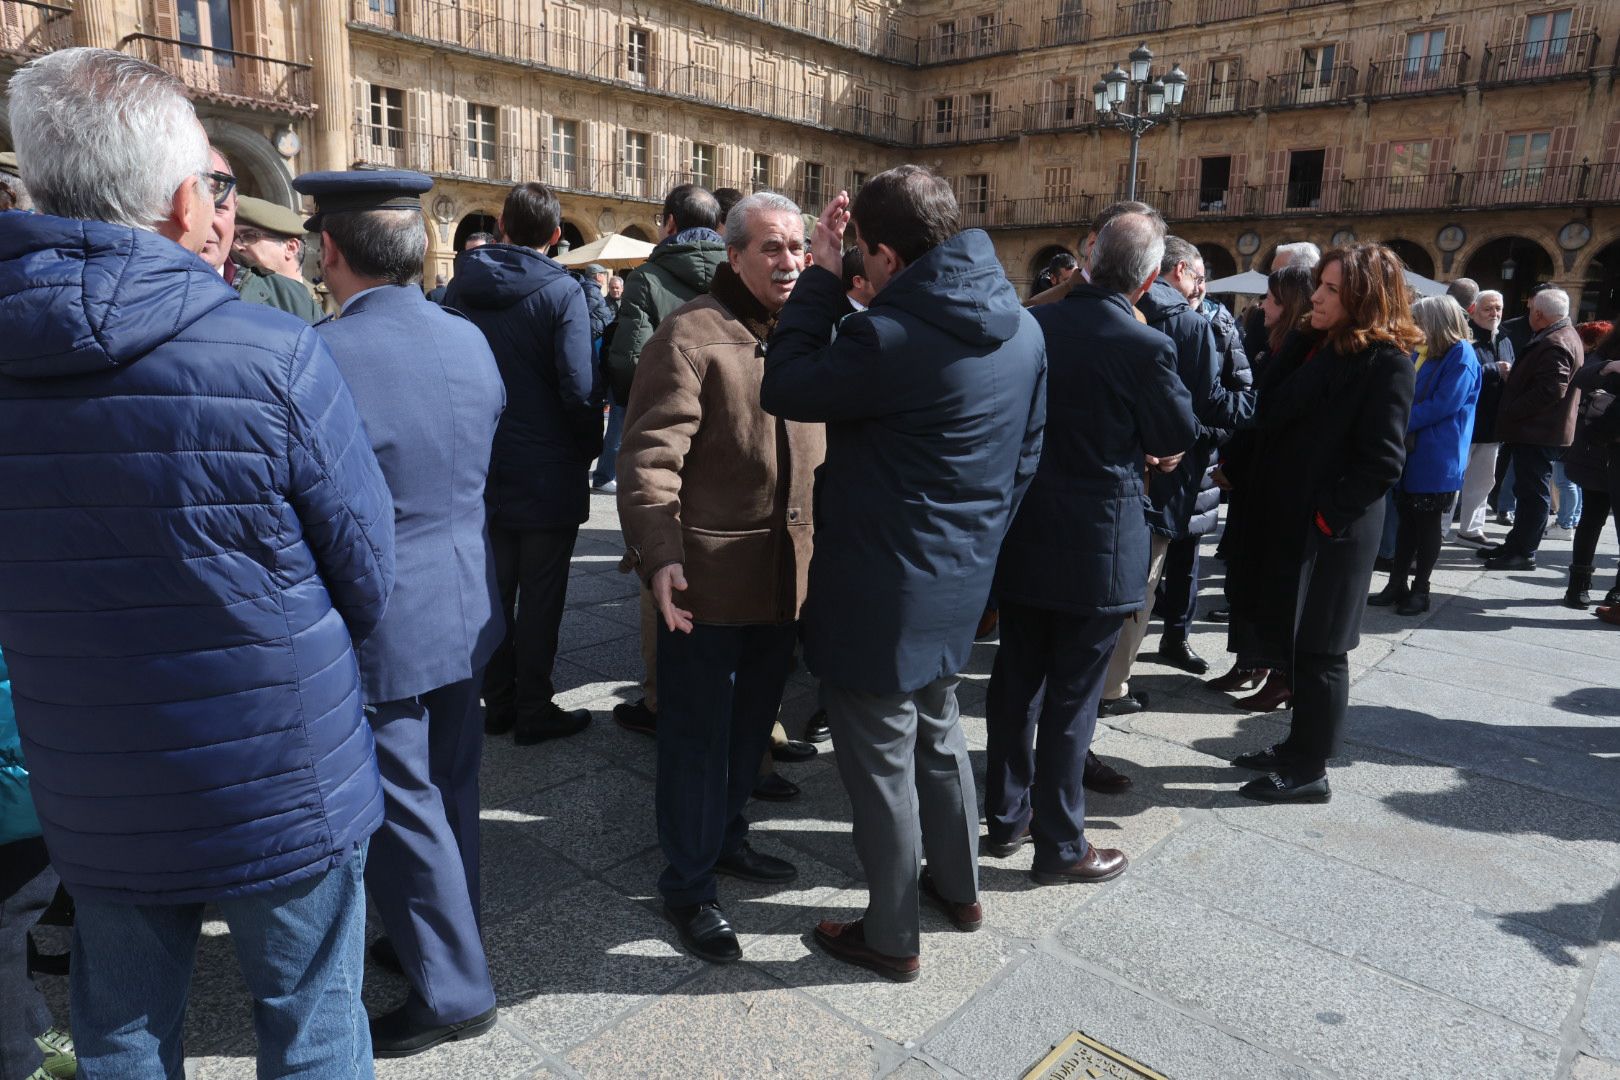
[1021,1031,1171,1080]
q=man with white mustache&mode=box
[616,192,826,964]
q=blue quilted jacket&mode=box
[0,212,395,904]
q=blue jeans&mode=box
[1553,460,1581,528]
[1499,458,1517,514]
[71,845,374,1080]
[592,404,625,487]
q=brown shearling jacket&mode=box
[1497,318,1583,448]
[615,266,825,625]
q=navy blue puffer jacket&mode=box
[0,213,395,905]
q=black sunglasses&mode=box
[202,170,237,208]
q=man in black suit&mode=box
[985,212,1198,885]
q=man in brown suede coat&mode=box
[616,191,826,965]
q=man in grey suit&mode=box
[295,170,506,1057]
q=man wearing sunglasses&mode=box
[200,149,323,324]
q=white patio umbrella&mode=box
[553,232,656,270]
[1203,270,1271,295]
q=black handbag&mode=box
[1580,388,1620,445]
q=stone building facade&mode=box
[3,0,1618,316]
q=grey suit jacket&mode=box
[317,285,506,703]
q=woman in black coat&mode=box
[1225,244,1419,802]
[1564,324,1620,607]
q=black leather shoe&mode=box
[715,842,798,884]
[612,698,657,736]
[666,902,741,963]
[369,936,403,975]
[1396,589,1431,616]
[483,707,516,736]
[1475,543,1504,560]
[1231,744,1296,771]
[1206,607,1232,623]
[981,825,1031,858]
[514,705,591,745]
[771,738,819,763]
[1484,552,1536,571]
[752,772,800,802]
[1082,751,1132,793]
[369,1004,497,1058]
[1155,638,1209,675]
[1238,771,1332,804]
[1367,580,1408,607]
[804,709,832,744]
[1098,691,1149,717]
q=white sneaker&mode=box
[1546,525,1574,539]
[592,479,617,493]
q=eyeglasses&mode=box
[201,170,237,209]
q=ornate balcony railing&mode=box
[1114,0,1171,37]
[1024,98,1093,134]
[918,20,1022,64]
[1479,32,1599,86]
[1161,186,1247,219]
[1185,78,1259,115]
[1040,12,1091,47]
[1364,49,1469,98]
[119,33,314,114]
[1,0,73,58]
[915,105,1023,146]
[1265,64,1358,109]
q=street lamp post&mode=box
[1094,43,1187,201]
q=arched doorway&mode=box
[202,119,296,208]
[1196,242,1236,280]
[621,224,652,242]
[1462,236,1555,318]
[558,221,586,252]
[453,213,498,251]
[1383,239,1436,278]
[1580,240,1620,321]
[1029,244,1077,298]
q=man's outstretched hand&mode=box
[812,192,851,274]
[651,563,694,634]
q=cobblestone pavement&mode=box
[37,494,1620,1079]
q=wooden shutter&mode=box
[1263,149,1287,214]
[1321,145,1345,210]
[1548,124,1579,168]
[1366,140,1391,178]
[1477,130,1506,174]
[652,133,668,194]
[406,89,432,172]
[352,77,370,135]
[150,0,180,61]
[500,105,522,181]
[536,110,554,184]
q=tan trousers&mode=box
[1102,534,1171,700]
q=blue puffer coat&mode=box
[0,213,395,904]
[0,648,40,846]
[1402,339,1482,494]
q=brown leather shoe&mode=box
[1030,845,1129,886]
[919,871,982,932]
[812,919,920,982]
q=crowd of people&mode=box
[2,46,1619,1080]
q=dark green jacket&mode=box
[233,263,325,325]
[606,234,725,403]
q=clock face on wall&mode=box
[1558,222,1592,252]
[1236,230,1261,256]
[1435,225,1466,253]
[273,128,301,159]
[1331,229,1356,247]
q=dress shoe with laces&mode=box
[1030,844,1129,885]
[813,919,919,982]
[613,698,657,736]
[1484,552,1536,571]
[513,705,591,745]
[804,709,832,744]
[1238,770,1332,803]
[920,870,982,931]
[1231,744,1297,771]
[666,902,742,963]
[771,738,818,763]
[981,825,1031,858]
[369,1004,498,1058]
[1155,638,1209,675]
[752,772,800,802]
[1367,580,1408,607]
[715,842,798,884]
[1082,751,1132,793]
[1098,691,1149,717]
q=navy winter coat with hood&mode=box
[0,213,395,905]
[764,229,1047,694]
[445,243,598,530]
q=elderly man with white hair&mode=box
[0,48,395,1075]
[1243,241,1322,354]
[616,192,825,965]
[1481,287,1584,570]
[1454,289,1516,543]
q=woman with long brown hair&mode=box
[1224,244,1419,802]
[1207,264,1315,707]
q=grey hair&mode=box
[8,48,208,229]
[1160,236,1200,275]
[1474,289,1504,307]
[322,208,428,286]
[725,191,802,251]
[1411,295,1471,358]
[1089,211,1167,295]
[1274,242,1322,271]
[1531,287,1570,320]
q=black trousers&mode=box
[483,524,579,727]
[1279,650,1349,771]
[654,620,797,907]
[1,837,57,1079]
[1155,535,1201,642]
[1392,507,1444,590]
[985,603,1123,870]
[1503,444,1556,557]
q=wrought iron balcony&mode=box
[1351,173,1457,213]
[1024,98,1093,134]
[981,194,1099,230]
[1185,78,1259,115]
[1161,186,1248,219]
[119,33,314,115]
[1114,0,1171,38]
[1479,32,1599,87]
[915,105,1022,147]
[1363,49,1469,99]
[1265,65,1358,109]
[918,20,1022,64]
[1040,12,1091,48]
[1195,0,1258,24]
[1,0,73,59]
